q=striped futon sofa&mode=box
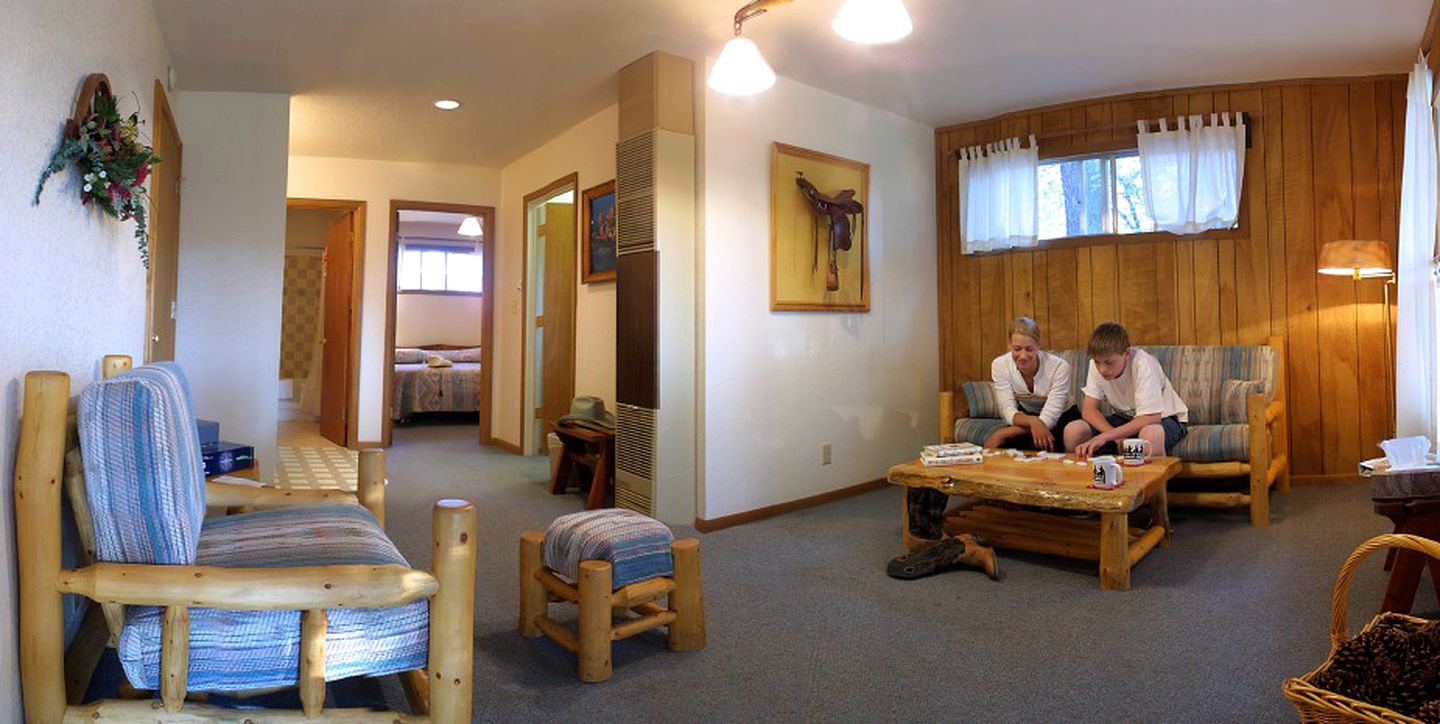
[939,336,1290,526]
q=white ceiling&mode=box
[151,0,1430,168]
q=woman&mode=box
[984,317,1079,451]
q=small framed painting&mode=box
[771,142,869,312]
[581,180,617,284]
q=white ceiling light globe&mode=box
[434,99,461,110]
[457,216,483,237]
[832,0,913,44]
[707,37,776,96]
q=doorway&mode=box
[522,174,578,455]
[384,201,496,447]
[145,81,182,362]
[281,198,364,449]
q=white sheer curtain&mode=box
[1396,54,1438,443]
[1135,112,1246,234]
[958,135,1038,254]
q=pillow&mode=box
[426,354,454,368]
[1220,379,1265,423]
[436,346,481,363]
[395,347,426,364]
[961,381,1000,419]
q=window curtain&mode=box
[1396,54,1438,443]
[1135,112,1246,234]
[958,135,1038,254]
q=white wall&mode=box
[173,92,291,480]
[702,75,938,519]
[498,105,618,450]
[287,156,501,442]
[396,294,482,346]
[0,2,171,716]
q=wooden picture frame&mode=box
[581,180,617,284]
[770,143,870,312]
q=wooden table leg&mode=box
[1149,485,1172,548]
[1099,512,1131,591]
[1383,549,1425,614]
[551,439,574,495]
[586,440,611,510]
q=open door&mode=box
[319,211,355,446]
[537,200,577,450]
[146,81,183,362]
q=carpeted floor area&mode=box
[371,424,1432,722]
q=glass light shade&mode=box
[457,216,483,237]
[708,37,776,96]
[832,0,913,44]
[434,99,461,110]
[1317,240,1392,279]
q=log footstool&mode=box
[518,508,706,682]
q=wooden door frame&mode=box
[384,200,497,447]
[520,173,579,455]
[286,197,365,449]
[146,79,182,363]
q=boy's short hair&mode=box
[1087,322,1130,358]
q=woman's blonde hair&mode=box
[1007,316,1042,346]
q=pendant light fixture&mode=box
[708,0,792,96]
[832,0,912,44]
[457,216,483,237]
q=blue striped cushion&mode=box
[118,505,428,691]
[78,363,206,564]
[961,381,999,419]
[543,509,673,589]
[953,417,1007,446]
[1170,424,1250,463]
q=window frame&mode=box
[1024,137,1249,251]
[396,242,484,296]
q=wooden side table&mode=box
[549,423,615,510]
[1374,497,1440,614]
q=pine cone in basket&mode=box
[1416,699,1440,723]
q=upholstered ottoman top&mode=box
[543,508,674,589]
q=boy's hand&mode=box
[1076,433,1109,458]
[1028,418,1053,451]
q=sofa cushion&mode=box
[1219,379,1265,424]
[117,504,428,691]
[953,418,1008,446]
[543,508,673,589]
[78,363,206,565]
[961,381,999,419]
[1170,424,1250,463]
[1143,346,1277,424]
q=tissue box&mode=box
[196,419,220,447]
[202,441,254,477]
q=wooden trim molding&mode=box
[694,478,888,533]
[1290,473,1366,486]
[519,173,579,455]
[491,438,524,455]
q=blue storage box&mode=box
[196,419,220,447]
[202,441,254,476]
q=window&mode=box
[1037,150,1156,241]
[397,245,482,294]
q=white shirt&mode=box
[1081,347,1189,423]
[991,351,1073,429]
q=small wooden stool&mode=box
[549,423,616,510]
[518,509,706,682]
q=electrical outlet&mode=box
[821,442,832,465]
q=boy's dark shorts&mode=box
[1083,413,1188,455]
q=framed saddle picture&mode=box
[581,179,617,283]
[770,142,870,312]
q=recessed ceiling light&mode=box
[434,99,461,110]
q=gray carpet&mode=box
[381,422,1422,722]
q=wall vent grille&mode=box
[615,402,656,515]
[616,131,655,254]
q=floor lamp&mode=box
[1318,239,1396,436]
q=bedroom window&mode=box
[397,245,483,294]
[1037,150,1155,241]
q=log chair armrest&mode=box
[1264,398,1284,426]
[938,390,970,444]
[205,480,360,509]
[57,563,438,610]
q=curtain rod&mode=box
[950,111,1251,158]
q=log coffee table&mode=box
[888,454,1180,590]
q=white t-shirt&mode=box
[991,351,1073,429]
[1081,347,1189,423]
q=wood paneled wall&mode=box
[934,76,1405,479]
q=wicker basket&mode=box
[1283,533,1440,723]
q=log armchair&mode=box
[16,356,477,722]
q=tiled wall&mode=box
[280,253,323,379]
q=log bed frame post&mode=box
[358,449,387,528]
[428,499,477,722]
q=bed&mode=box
[392,346,482,421]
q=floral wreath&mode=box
[34,76,160,268]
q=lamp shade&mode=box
[457,216,483,237]
[708,37,776,96]
[832,0,913,44]
[1317,240,1391,279]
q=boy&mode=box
[1064,322,1188,458]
